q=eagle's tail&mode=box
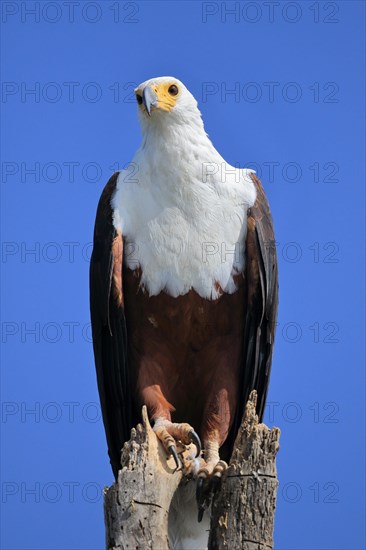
[168,480,210,550]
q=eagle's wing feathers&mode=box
[90,172,132,478]
[229,174,278,448]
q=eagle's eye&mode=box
[168,84,179,96]
[136,93,143,105]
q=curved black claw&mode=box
[168,445,181,469]
[196,476,212,523]
[196,477,205,523]
[196,474,222,522]
[188,430,202,457]
[196,476,204,503]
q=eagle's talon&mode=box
[153,420,201,465]
[197,506,205,523]
[196,475,214,522]
[188,429,202,457]
[169,445,181,469]
[195,454,228,517]
[196,477,208,522]
[196,476,204,502]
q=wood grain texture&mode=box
[104,406,183,550]
[208,391,280,550]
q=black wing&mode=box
[90,172,133,478]
[228,174,279,453]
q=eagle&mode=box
[90,76,278,548]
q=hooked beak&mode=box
[142,86,158,116]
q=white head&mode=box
[134,76,204,132]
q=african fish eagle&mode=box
[90,76,278,549]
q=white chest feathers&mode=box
[112,150,256,300]
[112,169,256,299]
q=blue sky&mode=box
[1,1,365,549]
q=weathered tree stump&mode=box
[104,406,184,549]
[104,392,280,550]
[209,391,280,549]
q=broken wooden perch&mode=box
[104,390,280,549]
